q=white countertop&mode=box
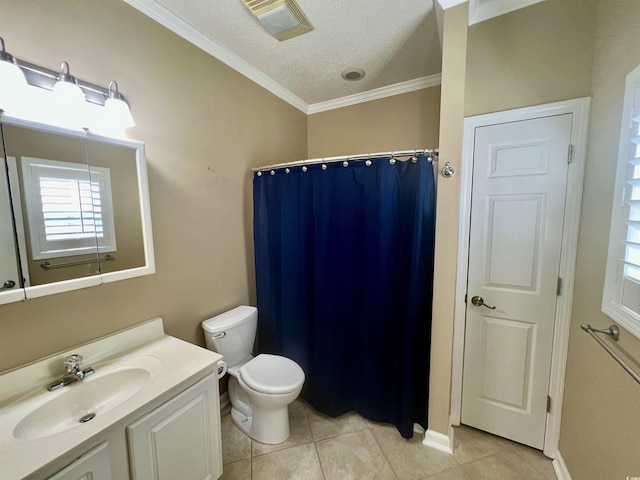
[0,318,222,480]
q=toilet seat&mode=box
[239,354,305,395]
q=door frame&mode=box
[450,97,590,459]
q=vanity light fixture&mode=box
[0,36,135,132]
[52,62,85,104]
[0,37,28,114]
[105,80,135,128]
[51,61,87,128]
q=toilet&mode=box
[202,306,305,444]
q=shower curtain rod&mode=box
[251,148,439,172]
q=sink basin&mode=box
[14,367,151,441]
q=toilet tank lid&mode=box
[202,305,257,333]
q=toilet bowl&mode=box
[202,306,305,444]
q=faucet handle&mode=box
[64,354,83,373]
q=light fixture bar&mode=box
[0,36,134,132]
[14,58,121,107]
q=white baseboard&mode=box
[553,451,572,480]
[422,428,454,454]
[220,392,230,409]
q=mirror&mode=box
[0,140,26,303]
[0,115,154,304]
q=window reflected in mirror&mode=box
[2,123,99,286]
[0,116,154,304]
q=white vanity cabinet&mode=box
[127,372,223,480]
[42,372,222,480]
[0,321,224,480]
[47,442,112,480]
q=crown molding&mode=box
[307,74,442,115]
[122,0,309,113]
[123,0,442,116]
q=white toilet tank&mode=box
[202,306,257,369]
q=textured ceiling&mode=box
[148,0,443,106]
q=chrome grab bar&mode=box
[581,324,640,385]
[40,254,115,270]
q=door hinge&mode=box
[567,144,574,164]
[556,277,563,296]
[547,395,552,413]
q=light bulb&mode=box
[104,80,135,129]
[105,96,135,128]
[0,37,28,114]
[51,61,87,129]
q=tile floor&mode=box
[219,399,557,480]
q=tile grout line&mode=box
[368,425,400,480]
[302,401,328,480]
[507,443,556,480]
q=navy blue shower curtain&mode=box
[253,154,435,438]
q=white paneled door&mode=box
[461,114,573,449]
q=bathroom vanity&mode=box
[0,319,223,480]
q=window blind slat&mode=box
[628,178,640,187]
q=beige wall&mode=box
[428,2,468,436]
[0,0,307,372]
[307,88,441,158]
[465,0,597,117]
[559,1,640,478]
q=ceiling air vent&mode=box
[241,0,314,41]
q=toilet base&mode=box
[230,406,253,437]
[230,404,291,445]
[228,376,293,445]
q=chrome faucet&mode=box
[46,354,95,391]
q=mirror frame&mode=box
[0,114,155,304]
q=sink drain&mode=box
[79,413,96,423]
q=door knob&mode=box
[471,295,496,309]
[1,280,16,291]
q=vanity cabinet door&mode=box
[127,372,222,480]
[47,442,112,480]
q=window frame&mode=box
[602,63,640,339]
[21,156,117,260]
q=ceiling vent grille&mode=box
[241,0,314,41]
